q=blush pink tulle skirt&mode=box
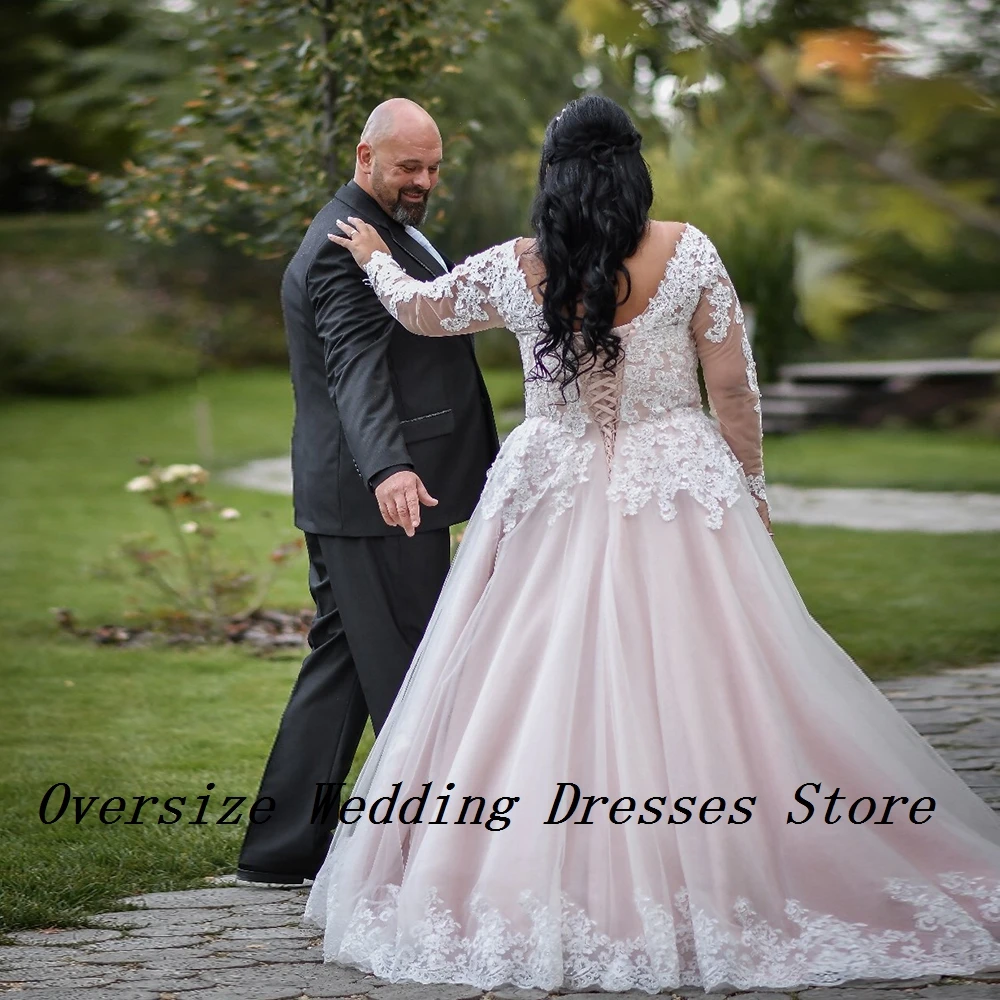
[303,433,1000,994]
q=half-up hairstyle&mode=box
[528,94,653,395]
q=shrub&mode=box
[0,263,201,396]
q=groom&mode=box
[236,99,499,885]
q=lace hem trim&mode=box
[304,874,1000,994]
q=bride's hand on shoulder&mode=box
[328,217,390,268]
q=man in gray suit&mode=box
[237,99,499,885]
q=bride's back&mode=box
[515,220,689,333]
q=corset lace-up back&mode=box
[361,222,769,536]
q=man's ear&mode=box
[356,141,374,176]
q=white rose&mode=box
[125,475,157,493]
[180,521,199,534]
[219,507,241,521]
[160,464,193,483]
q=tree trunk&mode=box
[321,0,338,192]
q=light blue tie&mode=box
[404,225,448,272]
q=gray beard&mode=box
[389,196,428,227]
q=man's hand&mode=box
[375,470,439,537]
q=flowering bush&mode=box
[108,458,303,638]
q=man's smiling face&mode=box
[356,104,443,227]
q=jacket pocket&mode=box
[399,408,454,444]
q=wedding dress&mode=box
[303,223,1000,994]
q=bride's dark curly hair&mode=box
[528,94,652,394]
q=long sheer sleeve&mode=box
[362,239,525,337]
[690,257,768,516]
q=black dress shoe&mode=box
[236,866,313,886]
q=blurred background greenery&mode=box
[2,0,1000,933]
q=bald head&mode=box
[355,99,443,226]
[360,98,441,149]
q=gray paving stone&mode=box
[205,912,310,930]
[0,975,117,989]
[367,984,485,1000]
[83,933,209,951]
[110,975,225,991]
[128,923,218,937]
[151,955,259,971]
[230,947,323,963]
[0,961,80,979]
[119,888,291,909]
[158,988,305,1000]
[215,925,318,941]
[839,976,942,987]
[912,986,1000,999]
[0,944,84,964]
[91,907,225,928]
[5,990,161,1000]
[77,947,212,965]
[9,927,124,946]
[707,994,791,1000]
[801,990,950,1000]
[483,989,549,999]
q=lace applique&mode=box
[308,872,1000,994]
[741,327,762,415]
[364,239,539,334]
[705,278,743,343]
[607,409,745,529]
[362,228,766,532]
[478,417,595,535]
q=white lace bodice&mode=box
[362,224,767,533]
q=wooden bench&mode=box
[760,359,1000,433]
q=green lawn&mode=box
[2,370,999,934]
[763,427,1000,493]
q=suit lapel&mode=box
[331,181,479,363]
[334,182,447,279]
[387,228,448,278]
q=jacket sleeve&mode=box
[689,239,768,515]
[360,240,519,337]
[307,237,412,490]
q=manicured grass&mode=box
[2,370,999,933]
[763,427,1000,494]
[775,526,1000,677]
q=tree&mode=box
[560,0,1000,374]
[0,0,188,212]
[45,0,501,257]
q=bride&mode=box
[304,94,1000,994]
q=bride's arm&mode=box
[329,217,519,337]
[689,243,770,529]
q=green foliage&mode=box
[47,0,501,257]
[0,213,292,397]
[0,261,201,396]
[108,461,303,634]
[0,0,190,211]
[427,0,585,257]
[564,0,1000,374]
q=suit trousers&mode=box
[238,527,452,879]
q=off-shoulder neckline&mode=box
[507,223,700,334]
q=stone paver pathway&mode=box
[3,664,1000,999]
[221,457,1000,534]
